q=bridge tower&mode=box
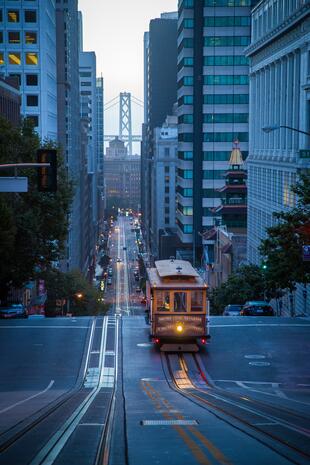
[119,92,133,155]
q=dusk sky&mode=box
[79,0,177,153]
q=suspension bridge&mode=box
[104,92,143,155]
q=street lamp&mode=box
[262,125,310,136]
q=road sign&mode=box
[302,245,310,261]
[0,177,28,192]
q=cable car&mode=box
[146,259,209,352]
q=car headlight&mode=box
[176,324,183,333]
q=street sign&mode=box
[302,245,310,261]
[0,177,28,192]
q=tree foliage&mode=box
[259,173,310,294]
[209,265,266,314]
[42,269,108,316]
[0,117,73,300]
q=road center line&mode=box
[0,380,55,414]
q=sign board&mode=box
[0,177,28,192]
[302,245,310,261]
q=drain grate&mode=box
[141,419,198,426]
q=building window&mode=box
[204,113,248,123]
[165,217,170,225]
[179,132,193,142]
[8,31,20,44]
[204,0,252,6]
[183,224,193,234]
[0,10,2,22]
[9,52,21,65]
[204,16,251,27]
[204,56,249,66]
[203,170,226,180]
[204,36,250,47]
[0,53,4,65]
[80,72,91,77]
[179,114,193,124]
[204,132,248,142]
[178,151,193,160]
[26,74,38,86]
[178,169,193,179]
[165,166,170,173]
[165,186,170,193]
[204,75,249,85]
[204,94,249,104]
[25,31,37,44]
[183,18,194,28]
[8,11,19,22]
[26,115,38,127]
[81,81,91,86]
[183,0,194,6]
[26,94,38,106]
[25,52,38,65]
[182,76,193,86]
[164,147,170,157]
[0,31,3,43]
[9,73,21,86]
[165,207,170,214]
[24,10,37,22]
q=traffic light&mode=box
[37,149,57,192]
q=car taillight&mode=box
[201,338,207,345]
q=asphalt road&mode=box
[120,316,310,465]
[0,317,92,436]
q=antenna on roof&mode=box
[169,256,175,262]
[176,266,182,273]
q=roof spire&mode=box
[229,139,244,167]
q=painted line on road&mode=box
[0,380,55,414]
[83,319,96,379]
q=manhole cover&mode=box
[244,355,266,360]
[249,361,271,367]
[137,343,152,347]
[141,420,198,426]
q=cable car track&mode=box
[0,316,118,465]
[163,352,310,465]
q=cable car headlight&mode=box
[176,324,183,333]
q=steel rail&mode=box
[0,318,96,453]
[163,353,310,465]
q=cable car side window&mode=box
[191,290,203,312]
[174,292,187,312]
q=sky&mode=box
[79,0,178,154]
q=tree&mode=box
[42,269,108,316]
[209,265,266,314]
[259,173,310,295]
[0,117,73,301]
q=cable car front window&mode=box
[174,292,187,312]
[191,291,203,312]
[156,291,170,312]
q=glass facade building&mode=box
[0,0,57,140]
[176,0,255,262]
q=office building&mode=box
[141,13,178,250]
[176,0,255,264]
[96,75,104,222]
[0,75,20,126]
[79,50,98,239]
[0,0,57,140]
[151,113,179,258]
[246,0,310,314]
[105,137,140,211]
[56,0,82,271]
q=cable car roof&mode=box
[155,260,199,278]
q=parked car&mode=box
[116,257,122,262]
[135,275,140,282]
[107,278,112,285]
[0,304,28,319]
[136,287,141,293]
[223,304,242,316]
[241,301,274,316]
[108,269,113,276]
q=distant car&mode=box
[135,287,141,293]
[141,296,147,305]
[0,304,28,319]
[241,301,274,316]
[108,269,113,276]
[123,246,127,250]
[223,304,242,316]
[107,278,112,285]
[116,257,121,262]
[135,275,140,282]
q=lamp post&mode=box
[262,125,310,136]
